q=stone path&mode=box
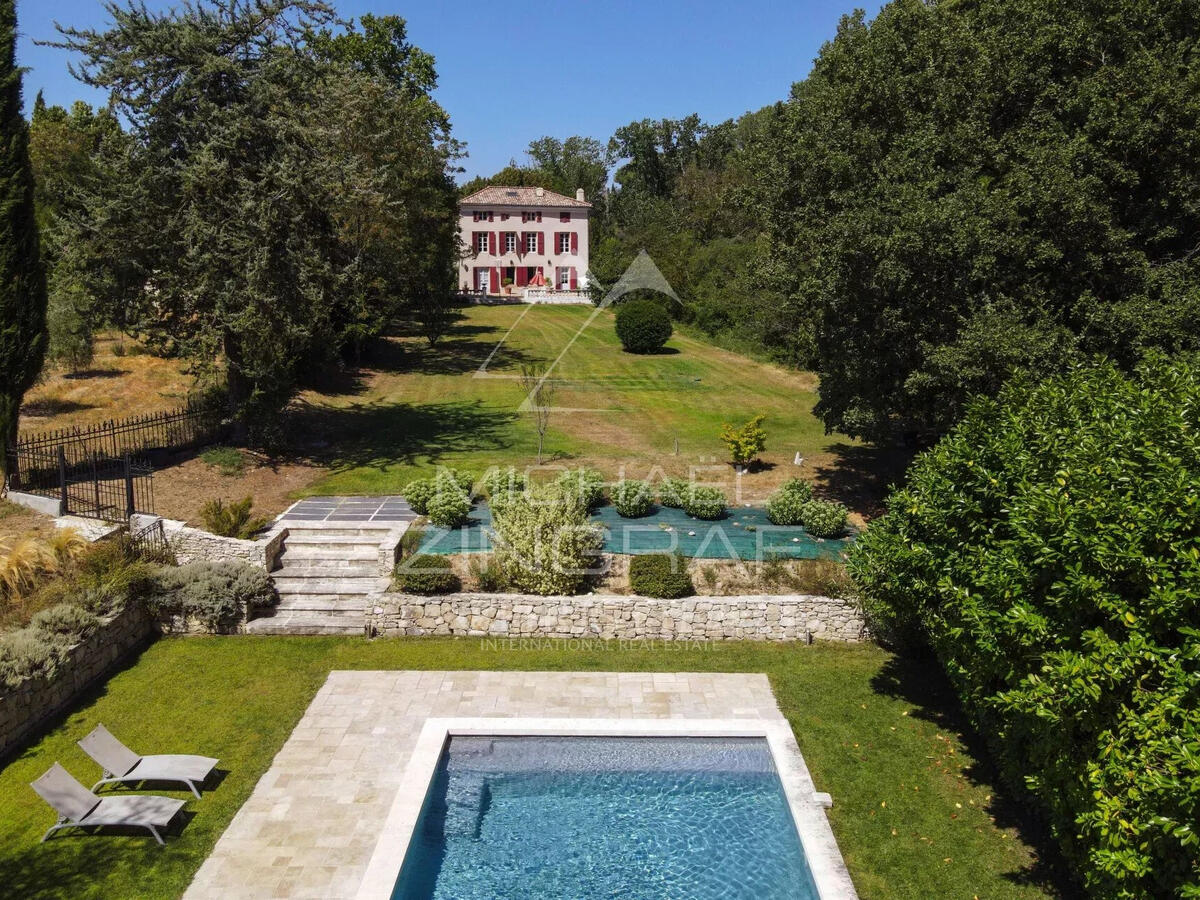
[184,671,840,900]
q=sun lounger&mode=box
[78,723,218,799]
[30,762,185,845]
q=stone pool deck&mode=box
[184,671,857,899]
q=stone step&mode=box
[275,563,381,578]
[269,597,366,615]
[272,576,391,596]
[282,526,397,540]
[278,547,380,564]
[244,615,364,636]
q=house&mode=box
[459,185,591,297]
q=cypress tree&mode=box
[0,0,46,477]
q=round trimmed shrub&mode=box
[657,477,688,508]
[490,486,604,595]
[403,478,436,515]
[610,479,653,518]
[629,554,693,599]
[444,469,476,494]
[395,554,460,594]
[427,489,470,528]
[614,299,672,353]
[682,485,726,520]
[554,467,606,511]
[766,479,815,525]
[800,500,848,537]
[482,467,526,498]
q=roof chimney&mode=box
[576,188,585,202]
[535,186,544,197]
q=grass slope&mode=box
[300,305,853,502]
[0,637,1063,899]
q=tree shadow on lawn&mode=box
[871,654,1082,898]
[300,322,539,397]
[811,442,916,520]
[287,398,518,472]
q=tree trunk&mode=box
[223,331,250,445]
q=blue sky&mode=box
[17,0,883,181]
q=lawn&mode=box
[295,305,887,510]
[16,306,906,523]
[0,636,1065,899]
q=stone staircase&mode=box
[244,522,403,635]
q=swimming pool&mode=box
[418,501,854,561]
[390,735,821,900]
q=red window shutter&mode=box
[570,267,578,290]
[560,212,570,223]
[571,232,578,254]
[489,232,496,255]
[490,267,499,294]
[516,267,527,287]
[537,211,542,223]
[537,232,544,254]
[488,211,494,222]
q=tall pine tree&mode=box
[0,0,46,477]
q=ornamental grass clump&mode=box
[554,467,606,511]
[682,485,726,520]
[489,486,603,595]
[765,478,814,525]
[800,500,848,538]
[849,357,1200,899]
[611,479,653,518]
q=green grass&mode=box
[295,305,853,500]
[197,447,247,478]
[0,637,1064,899]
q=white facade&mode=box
[458,185,590,297]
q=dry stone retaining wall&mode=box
[0,602,155,760]
[368,592,865,642]
[130,514,286,571]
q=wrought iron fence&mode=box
[10,445,154,520]
[12,399,226,465]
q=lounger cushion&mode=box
[78,724,141,776]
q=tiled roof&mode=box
[460,185,592,209]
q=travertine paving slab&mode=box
[184,670,792,899]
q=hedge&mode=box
[394,554,460,595]
[849,357,1200,898]
[628,554,693,599]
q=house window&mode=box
[475,232,489,254]
[473,210,492,222]
[558,232,571,254]
[504,232,517,253]
[522,211,542,223]
[558,267,571,289]
[560,212,570,223]
[524,232,538,254]
[475,268,489,292]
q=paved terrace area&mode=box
[279,496,416,524]
[184,670,840,899]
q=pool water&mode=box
[391,736,820,900]
[418,501,853,560]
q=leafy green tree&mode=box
[764,0,1200,444]
[53,2,457,433]
[0,0,46,472]
[850,356,1200,897]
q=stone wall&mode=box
[368,592,866,642]
[130,514,286,571]
[0,602,155,761]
